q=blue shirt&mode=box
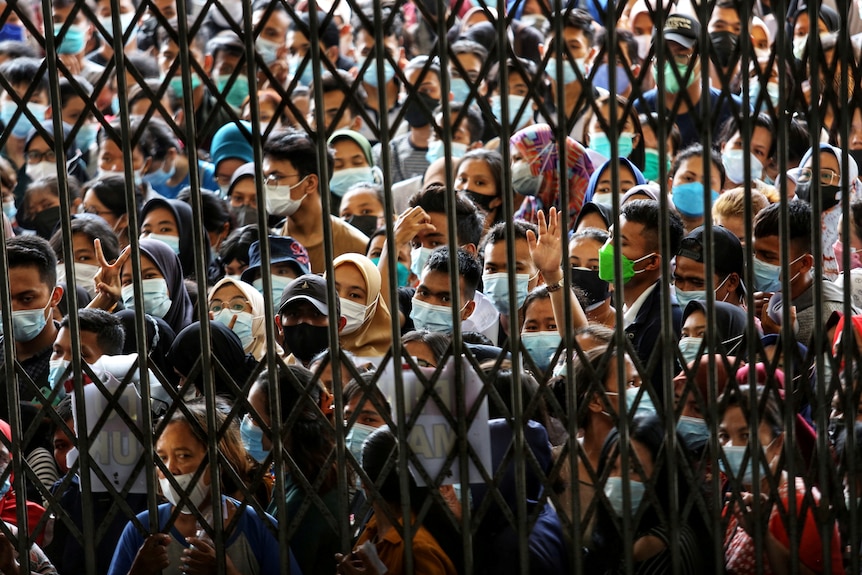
[151,160,218,199]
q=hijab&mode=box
[511,123,594,229]
[208,276,282,360]
[329,253,392,357]
[682,300,748,359]
[583,158,648,205]
[140,197,217,281]
[166,320,258,399]
[138,238,194,334]
[116,308,178,386]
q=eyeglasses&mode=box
[209,296,250,313]
[26,150,56,164]
[795,168,841,186]
[264,173,300,188]
[79,205,113,217]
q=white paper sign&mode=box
[72,371,147,494]
[379,355,492,486]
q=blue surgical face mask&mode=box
[0,302,51,342]
[142,159,177,188]
[370,257,411,287]
[2,199,16,221]
[410,246,434,277]
[677,415,710,451]
[0,23,24,43]
[48,358,71,392]
[490,94,531,132]
[240,414,270,464]
[121,278,172,319]
[57,24,87,55]
[589,132,635,159]
[330,166,374,197]
[674,288,706,309]
[603,476,645,517]
[678,336,704,366]
[360,57,397,88]
[521,331,562,372]
[721,445,755,484]
[146,233,181,254]
[410,298,455,334]
[449,77,471,103]
[290,55,320,86]
[546,57,581,86]
[345,422,377,463]
[256,37,281,65]
[752,257,781,292]
[213,309,255,350]
[592,62,631,93]
[671,182,719,218]
[253,275,293,305]
[426,140,468,164]
[73,121,98,152]
[482,272,530,315]
[722,148,763,184]
[625,388,655,418]
[1,101,48,140]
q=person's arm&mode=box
[377,207,435,312]
[87,240,130,312]
[527,207,588,334]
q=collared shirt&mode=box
[355,513,457,575]
[622,282,658,328]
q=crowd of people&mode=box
[1,0,862,572]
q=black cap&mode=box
[278,274,330,315]
[663,14,700,50]
[677,225,744,280]
[241,236,311,284]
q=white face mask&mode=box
[265,175,308,216]
[339,297,369,335]
[56,262,101,298]
[26,160,57,182]
[158,472,209,514]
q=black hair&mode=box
[670,143,726,191]
[486,57,538,95]
[451,39,489,64]
[176,188,231,233]
[488,368,552,427]
[139,116,179,162]
[434,102,484,143]
[0,41,38,60]
[424,246,482,300]
[593,27,641,67]
[620,199,685,255]
[205,31,246,64]
[82,175,141,219]
[458,148,503,200]
[353,2,404,40]
[519,285,551,332]
[408,183,484,247]
[851,200,862,244]
[401,329,451,363]
[572,227,610,246]
[321,70,368,116]
[7,234,57,288]
[0,57,47,96]
[718,384,784,439]
[753,200,812,254]
[263,128,334,180]
[126,51,162,79]
[342,372,390,416]
[59,308,125,355]
[58,76,94,110]
[716,112,777,160]
[553,8,596,45]
[48,215,119,264]
[293,11,340,48]
[479,219,537,256]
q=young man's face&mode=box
[414,268,474,320]
[51,326,106,364]
[8,264,60,341]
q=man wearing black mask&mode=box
[707,0,742,89]
[276,274,345,367]
[372,55,441,185]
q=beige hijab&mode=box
[208,276,282,360]
[330,253,393,357]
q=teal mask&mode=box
[370,257,411,287]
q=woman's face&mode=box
[569,237,603,270]
[602,354,639,416]
[121,254,165,288]
[141,206,179,239]
[332,140,370,171]
[681,310,707,339]
[209,283,253,315]
[155,420,208,484]
[68,232,99,266]
[403,340,438,368]
[334,262,368,305]
[455,158,497,198]
[522,297,556,333]
[81,189,120,230]
[719,405,779,454]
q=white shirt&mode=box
[622,282,658,328]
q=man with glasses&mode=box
[263,129,368,273]
[634,13,744,148]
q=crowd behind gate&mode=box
[1,0,862,572]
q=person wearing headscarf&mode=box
[328,253,392,357]
[510,123,594,230]
[679,300,750,368]
[582,157,648,209]
[166,321,258,401]
[794,143,862,281]
[121,238,194,336]
[116,309,178,387]
[139,197,220,283]
[208,276,282,360]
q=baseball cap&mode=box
[676,225,744,280]
[240,236,311,284]
[278,274,330,315]
[662,14,700,50]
